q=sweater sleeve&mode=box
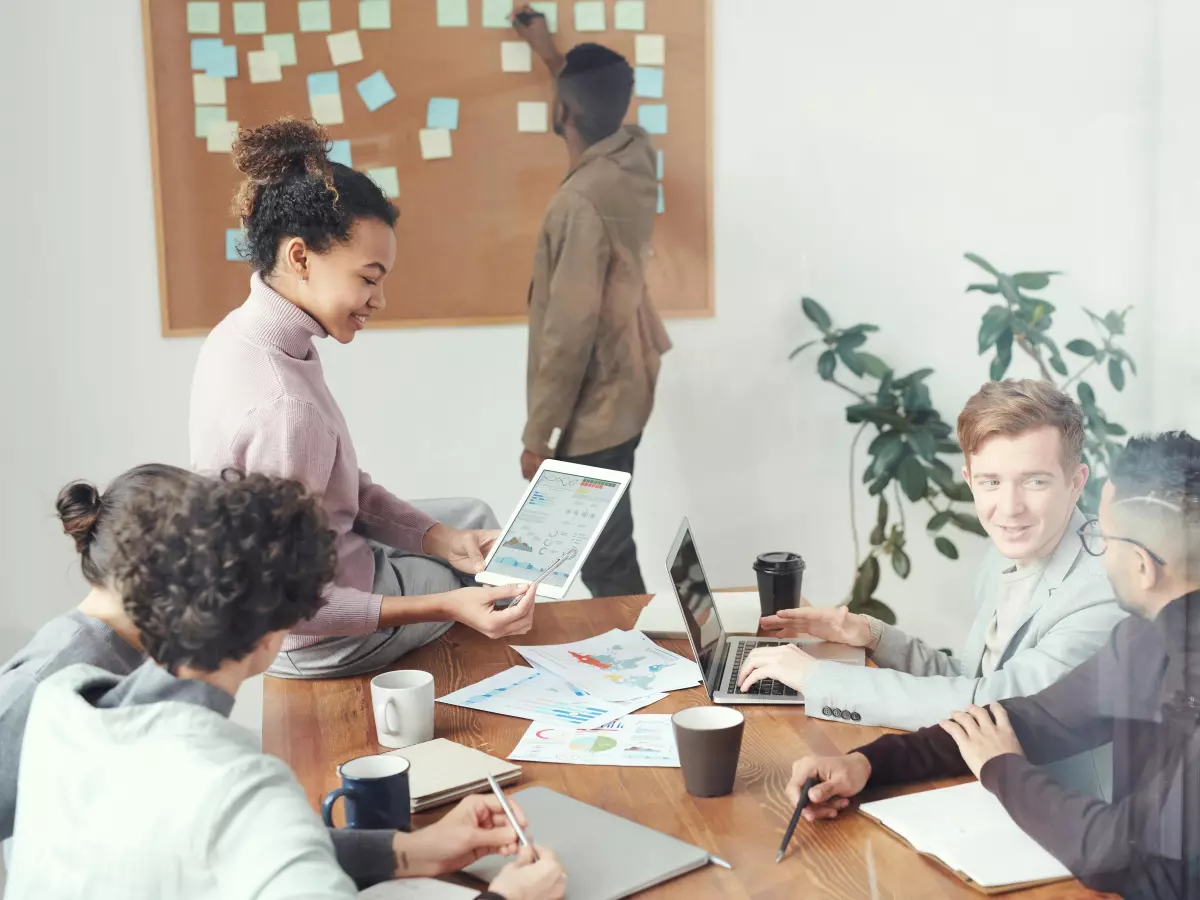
[854,723,971,787]
[327,828,396,888]
[355,470,438,554]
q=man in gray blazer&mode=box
[738,380,1126,796]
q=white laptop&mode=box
[665,518,866,705]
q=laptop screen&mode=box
[666,520,726,694]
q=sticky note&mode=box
[207,120,239,153]
[248,49,282,83]
[530,1,558,32]
[307,70,340,97]
[208,45,238,79]
[656,183,664,214]
[635,34,665,65]
[656,149,663,180]
[360,0,391,29]
[367,166,400,198]
[357,71,396,111]
[517,101,548,133]
[310,93,345,125]
[501,41,533,72]
[233,2,267,34]
[634,66,663,99]
[614,0,645,30]
[638,103,667,134]
[193,73,227,105]
[482,0,512,27]
[298,0,332,32]
[419,128,453,160]
[574,1,606,31]
[263,33,298,66]
[436,0,469,27]
[191,38,224,72]
[327,30,364,66]
[328,140,353,168]
[226,229,246,261]
[195,105,228,139]
[187,2,220,34]
[427,98,460,131]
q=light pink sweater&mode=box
[189,275,437,648]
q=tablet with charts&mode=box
[476,461,631,599]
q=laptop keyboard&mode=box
[728,641,800,697]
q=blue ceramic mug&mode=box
[322,754,412,831]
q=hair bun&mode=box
[233,117,330,185]
[56,481,103,555]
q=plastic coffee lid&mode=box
[754,551,805,573]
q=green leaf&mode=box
[892,548,912,579]
[1106,422,1128,436]
[964,253,999,276]
[868,475,891,496]
[838,332,869,350]
[951,512,988,537]
[1050,351,1068,376]
[1011,272,1058,290]
[817,350,837,381]
[871,434,906,476]
[858,352,890,379]
[927,511,951,531]
[898,456,928,502]
[1112,348,1138,376]
[909,430,937,462]
[802,297,832,333]
[978,306,1010,354]
[868,430,902,456]
[1104,310,1126,336]
[876,495,889,531]
[853,556,881,606]
[966,283,1001,295]
[840,324,880,338]
[788,339,820,361]
[904,382,933,414]
[1078,381,1097,408]
[850,598,896,625]
[838,346,867,377]
[1108,357,1125,391]
[990,328,1013,380]
[876,370,895,405]
[997,275,1022,307]
[935,537,959,560]
[1066,339,1097,357]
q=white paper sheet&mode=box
[509,715,679,767]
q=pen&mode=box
[776,777,820,863]
[708,854,733,869]
[485,774,538,862]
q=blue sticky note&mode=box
[225,229,246,262]
[191,38,224,72]
[427,97,460,131]
[656,149,663,180]
[208,45,239,79]
[356,71,396,111]
[656,183,665,215]
[638,103,667,135]
[307,71,340,97]
[634,66,663,99]
[328,140,353,167]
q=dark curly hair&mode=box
[558,43,633,145]
[231,117,399,275]
[56,464,199,588]
[107,470,336,673]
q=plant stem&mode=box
[1061,357,1099,391]
[1015,335,1056,383]
[830,377,872,404]
[848,422,869,568]
[892,482,907,535]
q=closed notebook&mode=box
[635,590,761,639]
[386,738,520,811]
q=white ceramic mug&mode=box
[370,670,435,749]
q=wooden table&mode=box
[264,597,1105,900]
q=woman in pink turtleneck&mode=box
[189,118,535,678]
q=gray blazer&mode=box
[803,509,1127,797]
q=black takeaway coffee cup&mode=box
[753,552,806,617]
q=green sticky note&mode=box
[529,1,558,33]
[436,0,468,27]
[359,0,391,30]
[367,166,400,198]
[574,1,606,32]
[195,105,228,139]
[482,0,511,27]
[233,2,267,34]
[298,0,332,32]
[263,33,298,66]
[614,0,645,31]
[187,1,220,34]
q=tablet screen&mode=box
[486,471,624,588]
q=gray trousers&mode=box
[268,498,499,680]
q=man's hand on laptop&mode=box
[785,753,871,822]
[738,643,816,692]
[759,605,872,648]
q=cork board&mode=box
[142,0,713,335]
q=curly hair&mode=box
[231,117,398,275]
[107,470,336,672]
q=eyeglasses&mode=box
[1077,518,1168,567]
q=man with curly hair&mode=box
[4,472,563,900]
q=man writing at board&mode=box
[511,7,672,599]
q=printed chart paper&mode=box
[509,715,679,767]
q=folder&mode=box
[386,738,521,812]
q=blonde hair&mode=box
[957,379,1085,471]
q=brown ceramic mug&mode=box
[672,707,745,797]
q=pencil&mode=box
[485,774,539,862]
[776,777,820,863]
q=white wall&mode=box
[0,0,1164,670]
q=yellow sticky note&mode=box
[501,41,533,73]
[613,0,644,30]
[517,101,548,133]
[574,1,606,32]
[367,166,401,198]
[193,73,227,105]
[359,0,391,29]
[298,0,332,32]
[248,49,282,83]
[263,33,298,66]
[635,34,664,65]
[310,92,345,125]
[206,120,239,153]
[419,128,452,160]
[187,1,220,34]
[233,2,267,34]
[195,105,227,139]
[327,30,364,66]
